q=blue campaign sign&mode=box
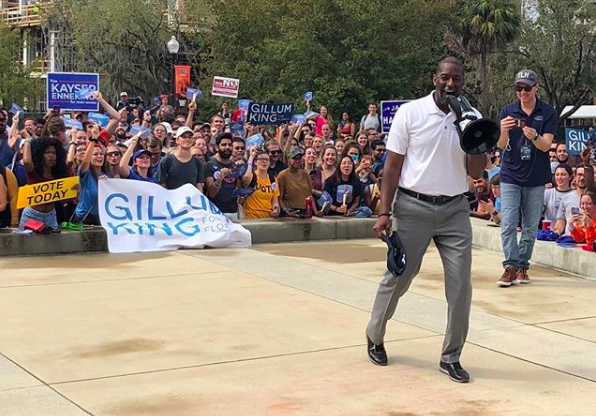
[304,91,313,101]
[64,118,83,130]
[88,112,109,128]
[565,128,591,156]
[247,103,294,125]
[230,121,246,137]
[246,133,264,148]
[47,72,99,111]
[380,100,410,133]
[186,88,203,102]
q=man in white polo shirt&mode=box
[365,57,486,383]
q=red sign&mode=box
[212,76,240,98]
[175,65,191,98]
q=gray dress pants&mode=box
[366,192,473,364]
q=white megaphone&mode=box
[446,93,499,155]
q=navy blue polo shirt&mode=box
[499,99,557,187]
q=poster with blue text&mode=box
[381,100,410,134]
[47,72,100,111]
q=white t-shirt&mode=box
[386,92,475,196]
[556,191,581,234]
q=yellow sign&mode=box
[17,176,79,209]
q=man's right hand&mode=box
[500,116,517,133]
[373,215,392,239]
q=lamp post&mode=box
[167,35,180,109]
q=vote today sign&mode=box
[247,103,294,125]
[17,177,79,209]
[565,128,591,156]
[98,179,252,253]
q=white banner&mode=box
[98,179,251,253]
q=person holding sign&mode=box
[323,155,361,216]
[496,69,557,286]
[119,136,157,183]
[241,148,281,219]
[19,137,70,231]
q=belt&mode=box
[399,187,461,205]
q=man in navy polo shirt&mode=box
[496,69,557,287]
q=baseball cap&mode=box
[287,147,304,159]
[158,122,173,134]
[515,70,539,86]
[175,126,194,139]
[120,92,128,97]
[381,232,407,277]
[133,149,151,160]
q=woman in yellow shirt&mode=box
[241,149,281,219]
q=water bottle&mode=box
[305,196,313,219]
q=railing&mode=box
[0,2,50,27]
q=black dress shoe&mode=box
[367,336,388,366]
[439,361,470,383]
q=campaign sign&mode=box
[88,112,109,128]
[247,103,294,125]
[381,100,410,133]
[212,76,240,98]
[17,177,79,209]
[47,72,99,111]
[64,118,83,130]
[291,114,306,125]
[98,179,251,253]
[230,121,246,137]
[129,126,151,138]
[246,133,264,148]
[186,87,203,102]
[565,128,591,156]
[11,103,24,117]
[304,91,313,101]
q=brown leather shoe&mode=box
[517,267,530,284]
[497,267,517,287]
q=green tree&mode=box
[0,23,42,109]
[448,0,521,116]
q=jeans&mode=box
[19,206,59,230]
[500,183,545,270]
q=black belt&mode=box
[399,187,461,205]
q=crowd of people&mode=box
[0,93,387,229]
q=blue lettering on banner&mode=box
[565,128,591,156]
[380,100,410,134]
[247,103,294,125]
[47,72,100,112]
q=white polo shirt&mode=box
[386,92,473,197]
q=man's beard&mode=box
[218,149,232,159]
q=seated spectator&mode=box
[0,163,18,227]
[479,174,502,225]
[486,151,501,180]
[337,111,356,139]
[323,155,362,216]
[304,147,318,179]
[303,133,314,148]
[549,142,558,173]
[157,126,205,191]
[570,191,596,246]
[20,137,70,230]
[73,126,107,225]
[365,167,383,215]
[343,141,362,166]
[334,139,345,155]
[241,148,281,219]
[554,166,595,234]
[119,136,157,183]
[277,147,319,217]
[265,141,287,178]
[204,133,240,220]
[470,171,494,220]
[543,164,573,230]
[356,154,376,186]
[371,139,386,174]
[312,145,337,198]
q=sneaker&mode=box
[517,267,530,284]
[497,267,517,287]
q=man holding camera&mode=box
[496,70,557,287]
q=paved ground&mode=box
[1,240,595,416]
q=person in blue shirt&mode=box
[496,70,557,287]
[119,135,157,183]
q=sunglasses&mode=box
[269,150,282,155]
[515,85,534,92]
[106,151,122,157]
[234,147,245,151]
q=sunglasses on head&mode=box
[515,85,534,92]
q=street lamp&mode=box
[167,35,180,108]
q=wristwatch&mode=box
[532,133,540,142]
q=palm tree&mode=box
[451,0,521,115]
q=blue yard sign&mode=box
[380,100,410,134]
[47,72,100,111]
[565,128,591,156]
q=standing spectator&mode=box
[204,133,239,220]
[116,92,130,111]
[337,111,356,139]
[103,144,122,179]
[334,139,345,156]
[73,126,106,225]
[315,106,334,136]
[241,148,281,219]
[323,155,362,216]
[312,136,325,159]
[321,123,334,145]
[20,137,70,230]
[265,141,287,178]
[232,137,246,163]
[218,102,232,125]
[277,147,319,217]
[120,136,157,183]
[156,95,175,122]
[496,69,557,286]
[211,114,225,136]
[556,143,569,164]
[359,103,381,133]
[147,137,164,175]
[23,118,38,140]
[304,147,318,179]
[157,126,205,191]
[543,164,573,230]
